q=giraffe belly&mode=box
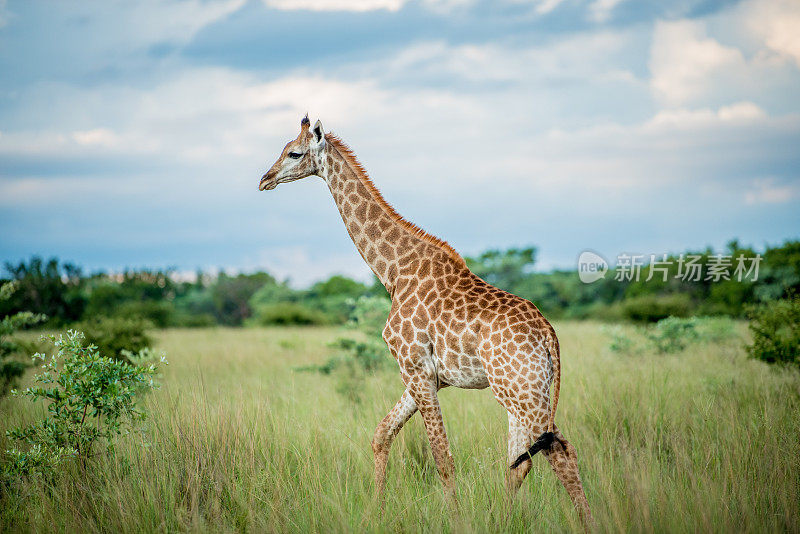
[437,350,489,389]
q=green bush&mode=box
[295,296,392,403]
[1,282,46,396]
[75,316,152,361]
[746,296,800,366]
[171,312,218,328]
[623,294,692,323]
[602,325,635,354]
[4,331,165,475]
[693,316,738,343]
[114,300,174,328]
[253,303,330,326]
[645,317,699,353]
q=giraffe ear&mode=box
[312,120,325,147]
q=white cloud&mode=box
[649,19,746,105]
[534,0,566,15]
[589,0,626,22]
[43,0,246,53]
[646,101,766,129]
[743,0,800,67]
[72,128,120,148]
[263,0,405,11]
[745,177,799,204]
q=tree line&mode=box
[0,239,797,328]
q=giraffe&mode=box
[259,116,592,524]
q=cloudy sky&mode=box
[1,0,798,285]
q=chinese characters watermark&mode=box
[578,251,762,284]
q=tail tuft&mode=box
[510,431,555,469]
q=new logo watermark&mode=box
[577,251,609,284]
[577,251,762,284]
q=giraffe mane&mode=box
[325,133,466,268]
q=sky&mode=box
[0,0,798,286]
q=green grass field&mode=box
[1,322,799,533]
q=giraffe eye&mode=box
[288,152,303,159]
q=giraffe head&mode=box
[259,115,327,191]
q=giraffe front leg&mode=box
[405,377,457,501]
[372,388,417,495]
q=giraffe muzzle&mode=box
[259,172,277,191]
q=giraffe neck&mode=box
[321,140,456,294]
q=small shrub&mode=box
[623,294,692,323]
[746,296,800,366]
[603,325,635,354]
[114,300,174,328]
[1,282,46,396]
[74,316,152,361]
[646,317,699,353]
[171,312,217,328]
[4,331,165,475]
[295,296,392,402]
[693,316,738,344]
[253,303,329,326]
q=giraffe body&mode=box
[259,117,592,525]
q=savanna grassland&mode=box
[1,322,799,533]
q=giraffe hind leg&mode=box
[510,431,556,469]
[544,426,593,525]
[506,412,534,498]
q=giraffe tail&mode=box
[546,331,561,435]
[510,332,561,469]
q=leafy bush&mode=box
[114,300,174,328]
[252,303,330,326]
[623,294,692,323]
[603,325,635,354]
[645,317,699,353]
[746,296,800,366]
[75,316,152,361]
[295,296,392,402]
[4,331,165,475]
[693,316,738,344]
[1,282,46,396]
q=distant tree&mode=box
[1,257,85,325]
[466,247,537,295]
[212,272,275,326]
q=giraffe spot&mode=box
[378,242,395,260]
[356,182,371,199]
[354,204,367,223]
[417,279,434,297]
[365,223,381,240]
[418,259,431,278]
[368,204,382,220]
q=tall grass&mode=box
[1,323,798,533]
